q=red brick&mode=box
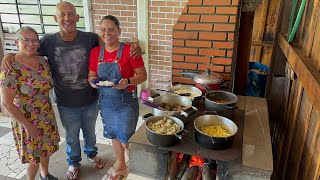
[227,50,233,57]
[214,24,235,31]
[200,15,229,23]
[232,0,239,5]
[213,42,234,49]
[166,13,180,19]
[160,7,174,12]
[221,74,231,80]
[189,7,215,14]
[228,33,234,40]
[185,56,210,63]
[199,49,226,56]
[151,55,165,61]
[198,64,225,72]
[173,23,186,30]
[173,39,185,46]
[178,15,200,22]
[173,47,198,54]
[159,61,171,66]
[149,60,159,65]
[159,51,172,56]
[203,0,231,5]
[187,0,203,5]
[186,40,212,47]
[151,1,166,6]
[167,1,184,6]
[199,32,227,40]
[159,19,174,25]
[229,15,237,23]
[225,66,232,72]
[186,23,213,31]
[172,31,198,39]
[173,69,184,76]
[182,7,188,13]
[215,7,238,14]
[172,55,185,61]
[172,76,195,84]
[151,12,166,18]
[172,62,197,70]
[151,65,165,70]
[212,58,232,65]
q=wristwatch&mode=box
[126,78,131,85]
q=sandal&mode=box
[87,157,105,169]
[67,166,79,180]
[107,166,129,180]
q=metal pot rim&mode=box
[145,115,185,136]
[194,115,238,138]
[205,90,238,105]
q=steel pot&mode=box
[194,115,237,150]
[168,84,203,106]
[181,69,224,94]
[205,90,238,111]
[150,94,197,117]
[145,115,187,147]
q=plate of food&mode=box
[90,78,119,88]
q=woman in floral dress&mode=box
[0,27,60,180]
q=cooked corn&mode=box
[199,124,230,137]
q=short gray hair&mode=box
[15,26,39,40]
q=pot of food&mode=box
[149,94,197,117]
[205,90,238,116]
[194,115,237,150]
[145,115,187,147]
[181,69,224,94]
[168,84,203,106]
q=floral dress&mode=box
[0,56,60,164]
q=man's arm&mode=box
[1,54,16,72]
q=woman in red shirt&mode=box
[88,15,147,180]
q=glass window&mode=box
[2,23,20,33]
[67,0,83,6]
[40,0,61,5]
[0,4,17,13]
[1,14,19,23]
[18,5,39,14]
[17,0,38,4]
[41,6,57,15]
[20,15,41,24]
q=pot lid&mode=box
[194,69,223,84]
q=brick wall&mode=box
[172,0,239,86]
[91,0,138,40]
[92,0,240,89]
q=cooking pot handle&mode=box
[142,113,154,120]
[180,106,198,117]
[174,129,188,140]
[201,84,214,93]
[211,137,215,144]
[181,71,200,79]
[226,105,238,110]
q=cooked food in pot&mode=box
[199,124,231,137]
[147,117,182,134]
[159,103,188,111]
[172,88,201,98]
[212,99,229,104]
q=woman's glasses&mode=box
[19,38,40,45]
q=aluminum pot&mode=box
[168,84,203,106]
[205,90,238,112]
[150,94,197,117]
[181,69,224,94]
[194,115,237,150]
[145,115,187,147]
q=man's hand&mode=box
[114,78,129,89]
[130,42,142,58]
[1,54,15,72]
[88,76,99,88]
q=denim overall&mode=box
[97,43,139,144]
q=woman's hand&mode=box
[1,54,16,72]
[88,76,99,88]
[114,78,129,89]
[24,123,38,141]
[130,42,142,58]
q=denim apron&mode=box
[97,43,139,144]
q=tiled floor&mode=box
[0,102,151,180]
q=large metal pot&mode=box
[150,94,197,117]
[194,115,237,150]
[205,90,238,111]
[145,115,187,147]
[181,69,224,94]
[168,84,203,106]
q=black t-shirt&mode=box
[38,30,99,107]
